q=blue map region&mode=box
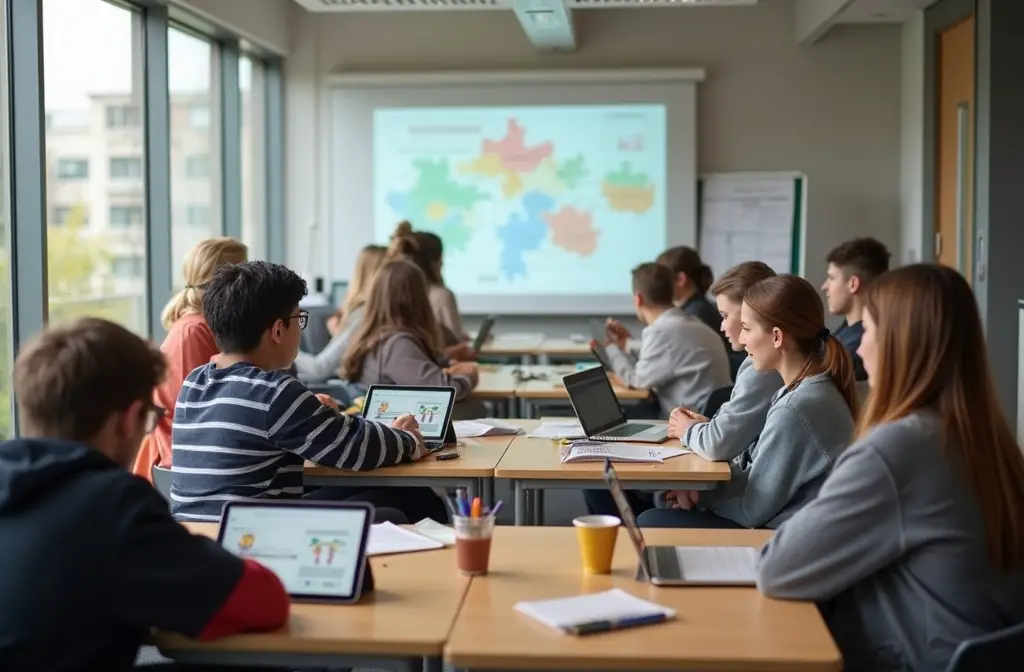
[497,191,555,280]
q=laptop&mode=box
[218,500,374,603]
[563,367,668,443]
[472,315,497,353]
[362,385,457,452]
[602,461,757,586]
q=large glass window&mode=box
[0,2,14,438]
[43,0,147,334]
[240,55,267,259]
[169,27,220,274]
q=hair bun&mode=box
[392,220,414,238]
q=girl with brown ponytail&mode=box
[638,274,856,530]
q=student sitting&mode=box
[656,245,738,374]
[171,261,443,525]
[294,244,386,384]
[638,275,857,530]
[342,259,486,421]
[0,318,288,671]
[821,237,891,381]
[758,264,1024,671]
[390,221,475,360]
[667,261,782,459]
[132,236,247,482]
[604,263,731,418]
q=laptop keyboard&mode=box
[596,423,652,438]
[651,546,684,579]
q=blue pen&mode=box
[567,612,669,636]
[456,488,470,517]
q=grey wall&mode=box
[284,1,903,335]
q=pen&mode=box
[456,488,470,517]
[470,496,482,518]
[488,500,504,518]
[444,496,459,519]
[567,613,669,636]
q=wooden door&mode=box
[935,16,975,279]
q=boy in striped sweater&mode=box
[170,261,444,523]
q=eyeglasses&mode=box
[284,310,309,330]
[144,403,166,434]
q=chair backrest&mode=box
[151,465,172,502]
[702,386,733,418]
[946,621,1024,671]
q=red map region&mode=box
[482,119,554,173]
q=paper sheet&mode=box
[527,421,586,439]
[454,419,521,438]
[515,589,676,632]
[560,442,664,463]
[367,521,444,556]
[413,518,457,546]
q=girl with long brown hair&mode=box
[294,244,386,384]
[638,274,856,529]
[341,259,478,403]
[758,264,1024,671]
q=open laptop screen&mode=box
[218,502,372,602]
[602,461,651,576]
[362,386,455,439]
[564,367,626,435]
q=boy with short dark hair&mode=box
[171,261,436,523]
[822,237,891,380]
[0,318,288,671]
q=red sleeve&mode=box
[197,559,290,640]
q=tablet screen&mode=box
[220,504,370,599]
[363,387,454,439]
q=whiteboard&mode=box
[698,172,806,276]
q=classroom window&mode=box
[240,54,267,259]
[169,27,221,270]
[0,1,12,438]
[185,154,208,179]
[56,158,88,179]
[109,205,143,229]
[43,0,148,335]
[109,156,142,180]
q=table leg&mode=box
[533,489,545,525]
[482,477,494,508]
[422,656,443,672]
[514,481,527,526]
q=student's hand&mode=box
[667,407,709,438]
[391,413,420,433]
[326,314,343,337]
[315,393,340,410]
[445,342,477,362]
[664,490,701,510]
[605,318,630,350]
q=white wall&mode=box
[284,1,903,304]
[900,11,926,264]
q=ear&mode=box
[771,326,785,350]
[677,272,689,288]
[847,274,862,295]
[269,318,286,345]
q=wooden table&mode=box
[444,527,842,671]
[535,337,642,362]
[511,365,650,418]
[496,425,731,525]
[304,431,518,505]
[478,333,546,362]
[154,523,466,672]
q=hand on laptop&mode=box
[664,490,701,510]
[668,407,709,438]
[604,319,630,350]
[315,393,340,410]
[390,414,427,458]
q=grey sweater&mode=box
[757,410,1024,672]
[684,357,781,461]
[606,308,732,418]
[699,372,854,529]
[294,305,364,384]
[355,331,473,400]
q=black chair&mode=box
[946,621,1024,671]
[702,385,733,418]
[151,465,172,502]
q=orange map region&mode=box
[482,119,554,173]
[544,206,600,257]
[602,182,655,214]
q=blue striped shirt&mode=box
[170,362,424,521]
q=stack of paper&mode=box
[527,421,586,440]
[559,442,665,463]
[454,419,521,438]
[413,518,457,546]
[367,522,444,556]
[515,589,676,635]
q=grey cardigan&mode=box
[757,410,1024,671]
[606,308,732,417]
[294,305,364,384]
[684,357,781,461]
[355,331,473,400]
[698,372,854,529]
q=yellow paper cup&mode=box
[573,515,621,574]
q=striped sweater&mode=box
[170,361,425,521]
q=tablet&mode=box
[472,315,497,353]
[362,385,457,450]
[218,501,373,604]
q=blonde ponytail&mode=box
[161,237,247,330]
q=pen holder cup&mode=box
[453,515,496,576]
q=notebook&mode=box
[527,421,586,439]
[367,522,443,556]
[515,589,676,636]
[454,419,521,438]
[560,442,665,463]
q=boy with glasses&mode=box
[0,318,289,670]
[171,261,434,524]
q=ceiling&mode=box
[290,0,757,11]
[836,0,938,24]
